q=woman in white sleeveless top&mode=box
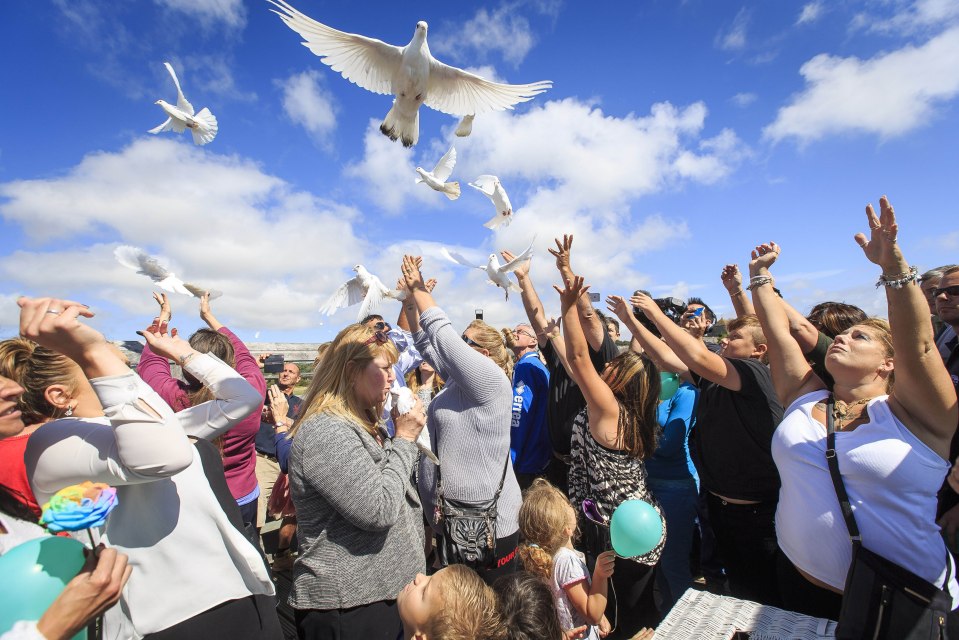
[749,196,958,620]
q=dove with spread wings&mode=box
[319,265,407,321]
[469,175,513,229]
[267,0,551,147]
[114,246,222,299]
[149,62,218,146]
[441,237,535,301]
[415,146,460,200]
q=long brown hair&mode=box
[290,324,398,439]
[0,338,79,426]
[466,320,514,379]
[185,329,235,408]
[602,351,660,459]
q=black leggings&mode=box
[295,599,400,640]
[775,549,842,620]
[144,594,282,640]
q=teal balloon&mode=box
[0,536,87,639]
[610,500,663,558]
[659,372,680,401]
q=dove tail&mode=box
[380,104,418,148]
[443,182,461,201]
[454,114,474,137]
[191,108,219,146]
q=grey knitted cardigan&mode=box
[414,306,521,538]
[287,411,425,610]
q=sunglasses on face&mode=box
[373,321,392,332]
[934,285,959,298]
[363,331,390,346]
[462,334,481,347]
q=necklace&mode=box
[815,396,880,431]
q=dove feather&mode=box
[163,62,195,116]
[431,146,456,183]
[468,175,497,196]
[319,277,365,315]
[497,238,536,273]
[267,0,401,96]
[425,60,552,116]
[441,248,485,271]
[148,118,174,134]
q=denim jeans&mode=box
[648,477,699,611]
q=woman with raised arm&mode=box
[400,254,522,585]
[750,196,959,619]
[4,297,279,639]
[555,277,665,630]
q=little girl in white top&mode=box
[518,479,614,639]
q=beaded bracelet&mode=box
[179,352,197,367]
[875,265,919,289]
[747,276,774,291]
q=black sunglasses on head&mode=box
[461,334,481,347]
[934,285,959,298]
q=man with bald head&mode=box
[509,323,550,489]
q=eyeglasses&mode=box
[934,285,959,297]
[462,334,481,347]
[363,331,390,346]
[514,328,536,339]
[373,321,392,332]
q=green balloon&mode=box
[0,536,87,639]
[659,372,680,401]
[610,500,664,558]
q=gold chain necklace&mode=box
[816,396,880,430]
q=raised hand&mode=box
[543,316,561,339]
[749,242,781,276]
[268,384,289,423]
[401,255,427,291]
[500,249,530,278]
[605,295,632,322]
[152,292,172,324]
[629,292,660,320]
[425,278,437,293]
[855,195,905,270]
[720,264,744,293]
[137,322,194,364]
[17,297,103,362]
[553,275,590,311]
[547,234,574,274]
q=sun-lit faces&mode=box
[935,272,959,327]
[719,328,760,359]
[353,354,395,407]
[0,375,26,439]
[397,570,447,638]
[825,324,894,381]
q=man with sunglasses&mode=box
[508,323,551,490]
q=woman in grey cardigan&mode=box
[286,323,427,640]
[400,255,522,584]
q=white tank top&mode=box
[772,389,958,607]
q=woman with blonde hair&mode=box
[397,564,505,640]
[286,322,427,640]
[400,255,522,584]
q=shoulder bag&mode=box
[826,396,953,639]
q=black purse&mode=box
[825,396,953,639]
[434,453,509,570]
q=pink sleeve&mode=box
[218,327,267,396]
[137,342,190,411]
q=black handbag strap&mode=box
[824,394,953,587]
[434,429,510,506]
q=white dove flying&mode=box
[267,0,551,147]
[469,175,513,229]
[114,246,222,299]
[441,237,535,301]
[415,146,460,201]
[148,62,218,146]
[319,265,407,321]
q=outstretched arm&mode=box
[607,295,692,382]
[502,249,549,348]
[721,264,754,318]
[747,243,824,407]
[549,234,605,351]
[199,293,223,331]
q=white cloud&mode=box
[278,70,338,143]
[763,25,959,144]
[797,2,824,26]
[731,92,757,107]
[717,8,750,51]
[153,0,246,29]
[0,138,367,332]
[852,0,959,36]
[433,6,536,66]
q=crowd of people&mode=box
[1,195,959,640]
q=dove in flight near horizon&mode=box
[319,265,408,321]
[441,237,535,301]
[114,245,222,299]
[148,62,218,145]
[469,175,513,229]
[267,0,552,147]
[415,146,460,200]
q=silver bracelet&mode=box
[875,265,918,289]
[747,275,774,291]
[179,352,197,367]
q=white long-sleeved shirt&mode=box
[25,356,274,640]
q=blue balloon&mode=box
[0,536,87,639]
[659,372,680,401]
[609,499,664,558]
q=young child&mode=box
[397,564,504,640]
[518,479,614,639]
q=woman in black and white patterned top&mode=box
[555,274,667,625]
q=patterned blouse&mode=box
[568,408,666,565]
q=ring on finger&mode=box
[46,309,61,315]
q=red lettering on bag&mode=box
[497,548,517,568]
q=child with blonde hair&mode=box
[518,479,614,639]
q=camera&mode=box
[263,354,285,374]
[475,308,484,320]
[632,291,686,338]
[587,292,601,303]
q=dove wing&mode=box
[183,283,222,300]
[497,238,536,274]
[358,276,391,320]
[441,248,484,271]
[148,118,174,134]
[163,62,194,116]
[424,60,551,116]
[468,175,497,197]
[493,182,513,213]
[114,245,177,281]
[268,0,402,96]
[430,146,456,183]
[319,276,365,315]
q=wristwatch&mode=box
[275,419,290,431]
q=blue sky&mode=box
[1,0,958,344]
